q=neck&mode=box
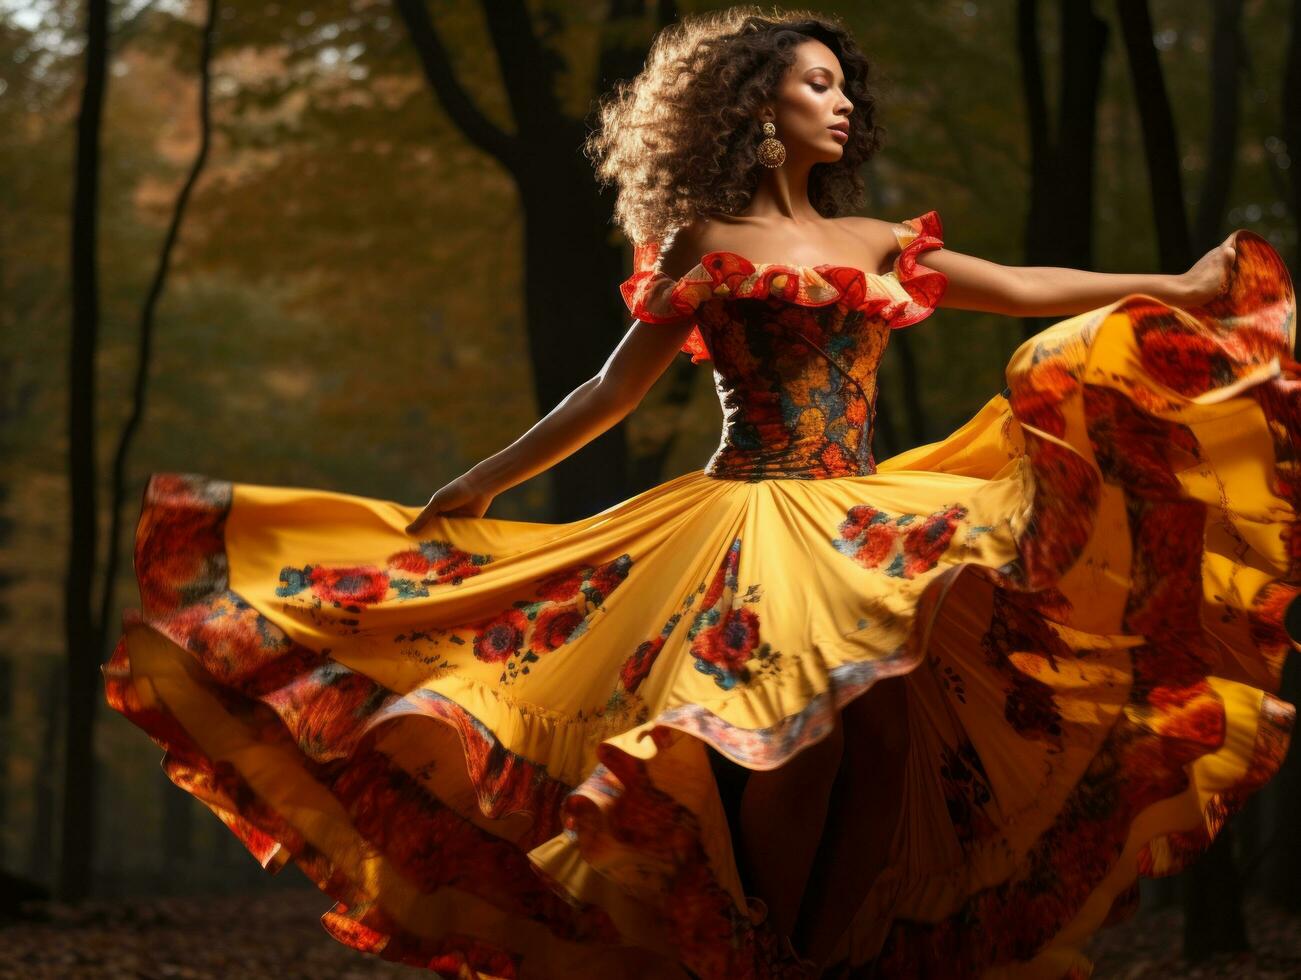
[740,162,819,222]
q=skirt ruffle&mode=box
[104,230,1298,979]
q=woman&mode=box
[105,6,1297,979]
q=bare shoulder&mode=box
[655,218,713,280]
[836,215,904,275]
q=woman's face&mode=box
[766,39,854,164]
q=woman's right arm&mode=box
[405,314,698,532]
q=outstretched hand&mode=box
[406,474,496,535]
[1180,233,1237,307]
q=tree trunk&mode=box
[516,159,633,518]
[1183,827,1249,959]
[1286,0,1301,289]
[1194,0,1244,253]
[598,0,695,495]
[0,654,10,867]
[396,0,662,520]
[1053,0,1109,271]
[1116,0,1193,272]
[60,0,111,902]
[1018,0,1109,339]
[29,658,62,886]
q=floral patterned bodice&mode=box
[620,211,947,481]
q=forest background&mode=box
[2,0,1299,972]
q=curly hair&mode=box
[583,5,886,247]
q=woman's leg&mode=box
[737,707,846,944]
[792,676,910,969]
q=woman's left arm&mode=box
[923,235,1239,317]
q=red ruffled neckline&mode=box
[621,210,948,364]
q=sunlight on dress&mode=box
[105,212,1299,979]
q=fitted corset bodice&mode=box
[702,299,889,480]
[619,211,949,482]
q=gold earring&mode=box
[757,121,786,168]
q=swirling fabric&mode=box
[104,216,1298,979]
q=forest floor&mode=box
[0,887,1298,979]
[1083,892,1301,979]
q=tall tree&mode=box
[0,651,10,868]
[1285,0,1301,284]
[1116,0,1193,271]
[1017,0,1110,338]
[60,0,220,899]
[29,662,61,885]
[392,0,681,519]
[1194,0,1245,252]
[60,0,111,902]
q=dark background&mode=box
[1,0,1298,976]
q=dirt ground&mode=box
[0,888,1298,979]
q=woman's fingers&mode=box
[406,495,443,535]
[405,476,492,534]
[1220,237,1237,293]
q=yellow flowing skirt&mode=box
[105,231,1298,979]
